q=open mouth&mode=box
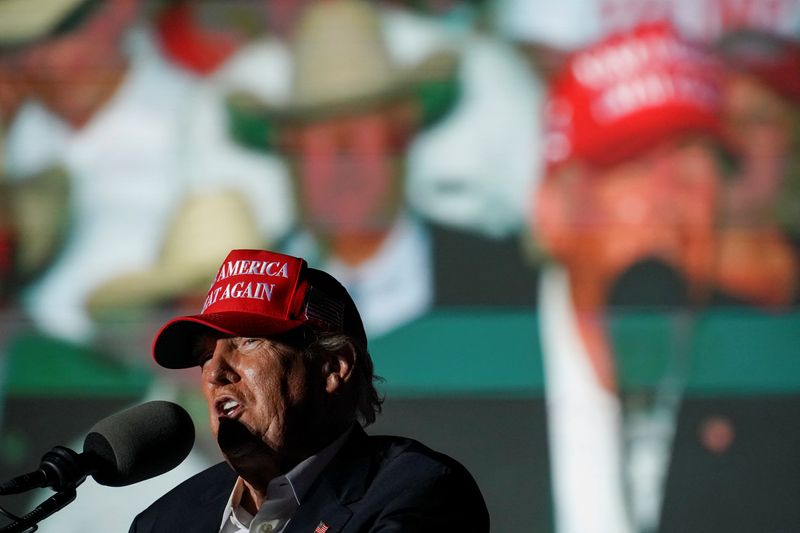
[215,396,243,419]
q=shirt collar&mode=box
[219,425,354,530]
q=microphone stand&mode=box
[0,489,76,533]
[0,446,93,532]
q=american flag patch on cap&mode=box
[304,287,345,331]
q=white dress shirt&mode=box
[539,265,633,533]
[219,427,352,533]
[539,265,683,533]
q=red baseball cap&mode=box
[544,23,724,169]
[153,249,367,369]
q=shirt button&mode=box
[256,524,274,533]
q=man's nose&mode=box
[203,343,240,385]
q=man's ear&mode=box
[323,343,356,394]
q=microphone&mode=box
[0,400,195,495]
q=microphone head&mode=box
[83,400,195,487]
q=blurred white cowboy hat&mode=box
[0,0,98,47]
[226,0,459,144]
[86,190,265,315]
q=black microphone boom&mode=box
[0,400,195,495]
[0,446,91,495]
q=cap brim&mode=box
[153,312,306,369]
[582,113,724,169]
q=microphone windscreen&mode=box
[83,400,195,487]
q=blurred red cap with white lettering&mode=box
[543,23,724,169]
[153,249,366,369]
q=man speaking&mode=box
[129,249,489,532]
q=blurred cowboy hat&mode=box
[226,0,459,149]
[0,167,71,284]
[86,189,266,315]
[0,0,99,47]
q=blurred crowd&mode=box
[1,0,799,532]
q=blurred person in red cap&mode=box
[130,248,489,532]
[714,29,800,307]
[530,22,799,533]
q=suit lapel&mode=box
[285,480,353,533]
[285,427,374,533]
[183,462,237,532]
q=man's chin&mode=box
[217,417,269,460]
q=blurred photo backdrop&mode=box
[0,1,798,532]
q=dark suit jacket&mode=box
[129,427,489,532]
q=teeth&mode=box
[222,400,239,413]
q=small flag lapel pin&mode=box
[314,522,329,533]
